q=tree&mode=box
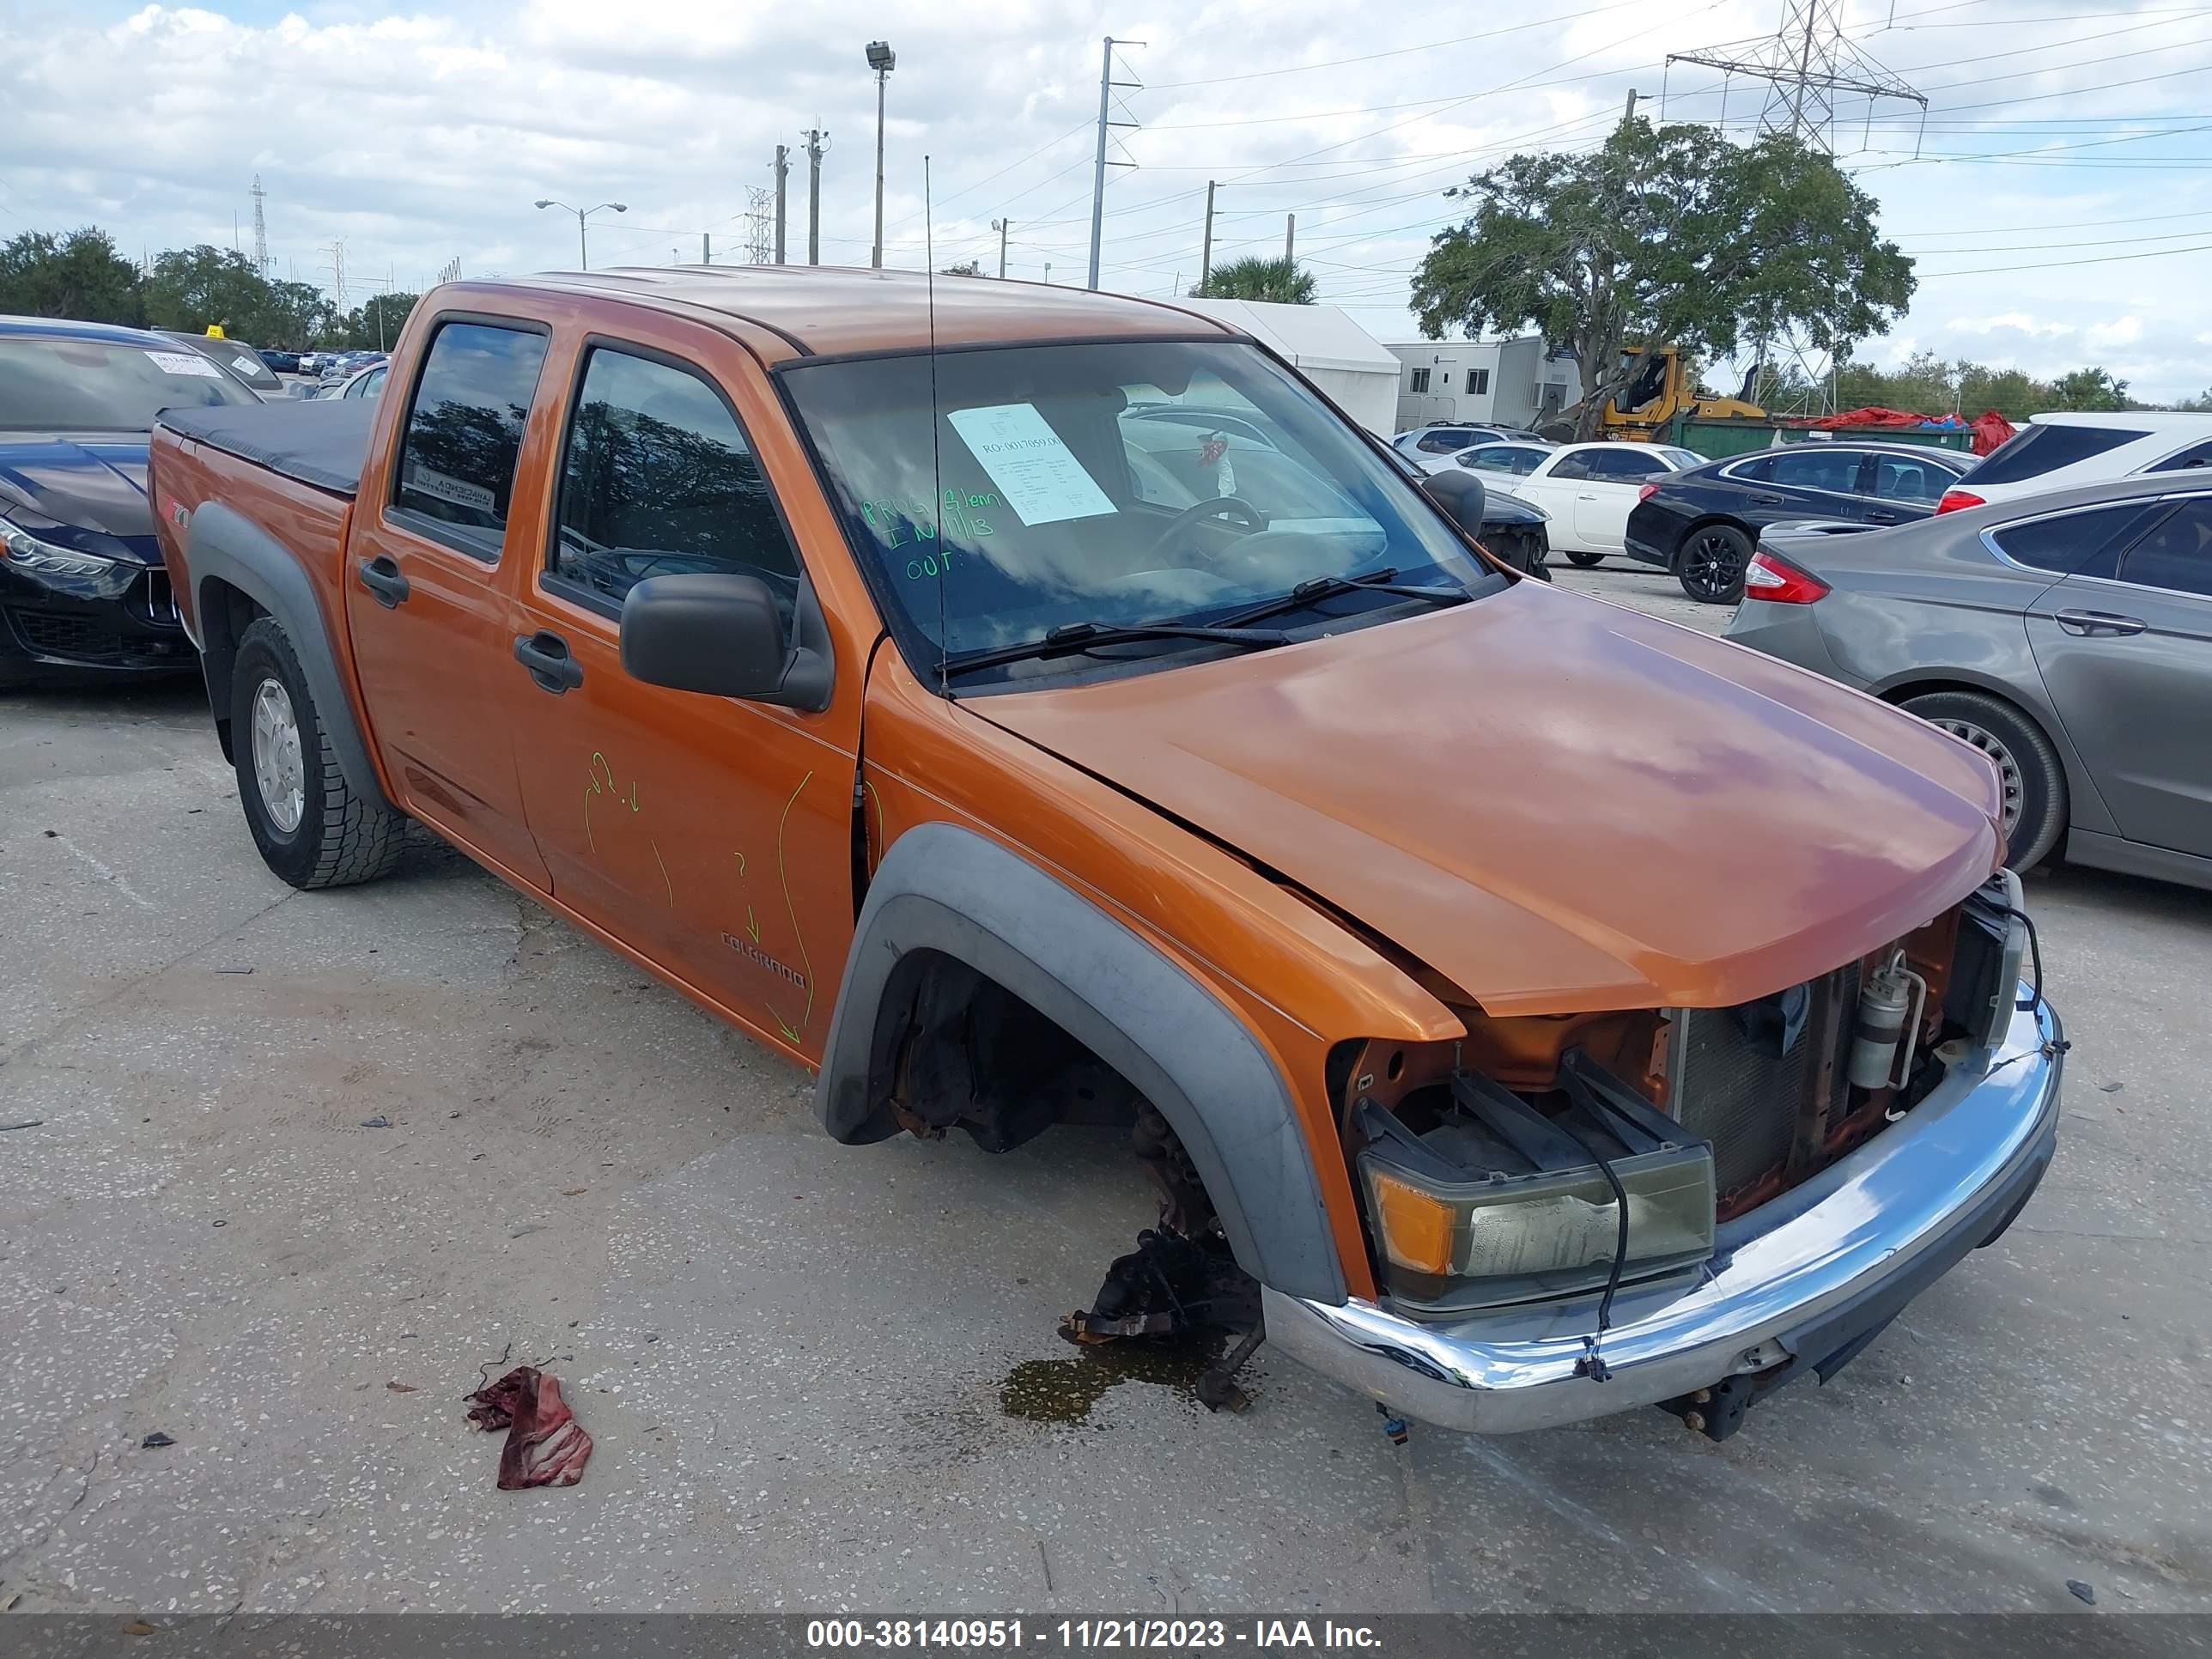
[2047,366,2131,411]
[0,228,145,325]
[1188,257,1317,304]
[938,259,984,277]
[1411,119,1915,437]
[331,291,421,350]
[144,244,327,347]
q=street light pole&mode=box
[866,42,896,270]
[534,198,629,270]
[992,218,1009,278]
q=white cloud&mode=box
[6,0,2211,397]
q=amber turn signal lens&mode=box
[1368,1170,1456,1275]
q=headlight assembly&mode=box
[1,520,122,580]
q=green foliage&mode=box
[144,245,341,349]
[938,259,985,277]
[2178,387,2212,412]
[331,292,422,350]
[2047,366,2131,411]
[0,228,146,326]
[1189,256,1317,305]
[1412,120,1914,436]
[1808,349,2145,422]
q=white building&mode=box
[1386,337,1577,432]
[1175,298,1403,436]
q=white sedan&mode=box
[1483,441,1706,564]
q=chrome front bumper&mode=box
[1268,989,2063,1434]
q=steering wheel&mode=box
[1146,495,1265,560]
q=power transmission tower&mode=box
[320,240,347,309]
[742,186,774,264]
[803,129,829,264]
[1665,0,1925,154]
[774,144,790,263]
[437,257,462,284]
[1665,0,1926,413]
[1085,35,1145,289]
[250,174,270,275]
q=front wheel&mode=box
[231,617,405,889]
[1676,524,1753,604]
[1902,689,2069,871]
[1564,550,1604,568]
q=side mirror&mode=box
[619,572,831,709]
[1419,466,1487,540]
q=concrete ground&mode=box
[3,571,2209,1617]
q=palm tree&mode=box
[1188,257,1316,305]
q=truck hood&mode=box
[972,583,2004,1014]
[0,434,159,564]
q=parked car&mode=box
[150,269,2056,1442]
[259,349,303,375]
[310,363,389,401]
[1443,440,1554,482]
[0,315,258,685]
[1729,469,2212,884]
[1936,410,2212,514]
[154,330,283,398]
[1492,440,1707,564]
[1391,423,1548,470]
[1626,442,1975,603]
[318,350,387,387]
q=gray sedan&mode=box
[1726,470,2212,888]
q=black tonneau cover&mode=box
[157,399,377,499]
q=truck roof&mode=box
[489,265,1242,362]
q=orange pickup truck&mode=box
[150,268,2060,1440]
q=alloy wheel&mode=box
[1680,532,1747,602]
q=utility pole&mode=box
[804,129,827,264]
[1284,214,1295,264]
[1621,87,1640,127]
[991,218,1010,277]
[1085,35,1146,289]
[867,42,896,269]
[1043,262,1052,285]
[1199,180,1215,289]
[702,233,711,264]
[774,144,790,263]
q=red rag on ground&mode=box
[465,1365,592,1489]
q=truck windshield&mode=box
[781,338,1499,678]
[0,338,261,431]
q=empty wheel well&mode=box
[194,577,268,763]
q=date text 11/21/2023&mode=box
[803,1619,1384,1650]
[860,489,1003,582]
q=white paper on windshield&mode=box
[946,403,1116,526]
[145,349,223,379]
[231,356,263,377]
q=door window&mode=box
[1463,444,1541,476]
[1583,448,1666,482]
[1988,503,2167,578]
[2148,439,2212,473]
[1869,453,1953,504]
[1416,428,1471,453]
[547,345,801,616]
[1765,447,1863,495]
[1546,451,1597,482]
[392,320,550,557]
[2117,498,2212,597]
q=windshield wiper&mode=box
[1213,567,1469,629]
[939,618,1293,682]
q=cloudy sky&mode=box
[8,0,2211,399]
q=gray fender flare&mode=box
[816,822,1348,1304]
[185,500,390,810]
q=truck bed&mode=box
[155,400,377,499]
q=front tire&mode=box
[231,617,404,889]
[1564,550,1604,568]
[1902,689,2068,871]
[1676,524,1753,604]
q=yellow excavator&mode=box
[1559,344,1765,442]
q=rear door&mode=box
[2026,492,2212,856]
[1757,445,1872,525]
[502,321,858,1060]
[1859,449,1960,526]
[343,313,554,888]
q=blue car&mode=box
[0,315,259,684]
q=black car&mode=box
[1624,441,1972,603]
[258,349,303,374]
[1,316,259,686]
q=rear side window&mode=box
[1728,455,1774,482]
[2147,439,2212,473]
[1547,451,1596,482]
[547,346,799,614]
[1988,503,2166,577]
[1416,429,1471,453]
[393,320,551,556]
[1585,448,1666,481]
[1965,422,2147,487]
[2118,498,2212,596]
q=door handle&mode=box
[2054,608,2147,637]
[513,630,585,693]
[357,555,410,608]
[1865,508,1900,523]
[1750,492,1787,506]
[1576,492,1598,501]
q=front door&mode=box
[2027,493,2212,858]
[503,326,857,1060]
[343,315,554,889]
[1571,448,1668,552]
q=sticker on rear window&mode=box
[145,349,224,379]
[946,403,1115,526]
[232,356,262,376]
[404,464,496,514]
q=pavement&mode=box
[3,568,2209,1616]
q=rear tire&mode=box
[231,617,404,889]
[1565,550,1604,568]
[1676,523,1753,604]
[1901,689,2068,872]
